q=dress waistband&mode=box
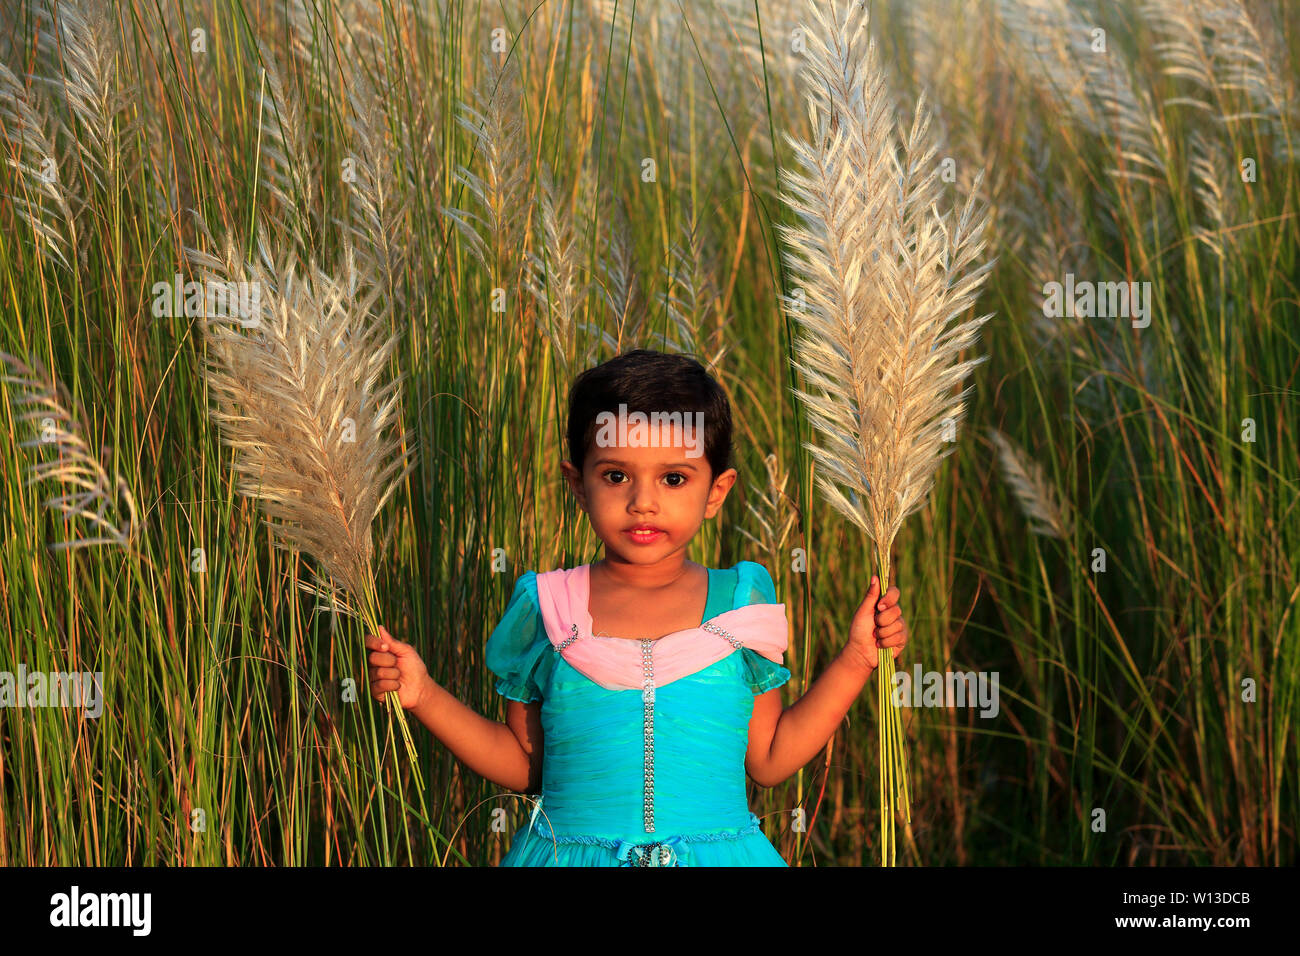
[521,795,763,867]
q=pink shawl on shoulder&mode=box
[533,564,788,691]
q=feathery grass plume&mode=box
[286,0,333,102]
[721,0,807,91]
[584,0,801,181]
[253,38,319,252]
[1028,255,1087,357]
[568,157,613,370]
[1139,0,1223,107]
[1004,124,1163,418]
[777,0,996,865]
[285,0,386,140]
[0,349,138,551]
[736,451,798,559]
[0,61,78,270]
[31,0,136,195]
[904,0,1004,206]
[997,0,1171,186]
[1206,0,1296,150]
[187,220,431,848]
[1188,127,1231,260]
[590,198,649,358]
[988,428,1072,540]
[376,2,444,184]
[341,72,411,310]
[441,53,534,287]
[188,225,412,614]
[652,213,730,376]
[1140,0,1295,158]
[1020,139,1095,354]
[995,123,1064,265]
[524,161,589,379]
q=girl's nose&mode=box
[629,484,658,513]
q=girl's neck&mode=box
[592,555,699,592]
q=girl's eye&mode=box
[600,470,687,487]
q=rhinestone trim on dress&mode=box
[623,840,675,866]
[641,638,655,832]
[556,624,580,651]
[702,620,745,650]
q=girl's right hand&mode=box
[365,626,432,711]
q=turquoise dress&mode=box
[485,560,792,866]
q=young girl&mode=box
[365,349,908,866]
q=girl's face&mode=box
[560,423,737,566]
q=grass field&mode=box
[0,0,1296,866]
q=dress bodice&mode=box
[485,561,791,844]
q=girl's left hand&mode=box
[847,575,908,671]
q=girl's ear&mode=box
[560,459,588,509]
[703,467,739,518]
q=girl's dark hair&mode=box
[566,349,733,481]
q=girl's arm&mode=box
[745,648,874,787]
[407,679,544,794]
[367,627,542,793]
[746,576,908,787]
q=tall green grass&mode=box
[0,0,1295,865]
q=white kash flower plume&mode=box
[0,349,138,551]
[776,0,996,867]
[989,428,1073,540]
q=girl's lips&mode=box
[624,528,665,544]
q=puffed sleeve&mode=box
[484,571,550,702]
[735,560,778,605]
[734,561,792,695]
